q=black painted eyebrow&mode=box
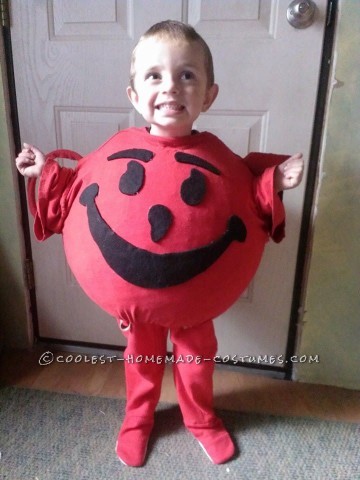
[107,149,154,162]
[175,152,221,175]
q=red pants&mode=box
[120,319,218,428]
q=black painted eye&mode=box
[119,161,145,195]
[181,169,206,206]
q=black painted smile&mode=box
[80,183,247,289]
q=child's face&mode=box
[127,37,218,137]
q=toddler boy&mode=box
[16,20,303,467]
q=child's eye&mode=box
[181,71,195,81]
[145,72,161,81]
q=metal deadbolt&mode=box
[287,0,316,29]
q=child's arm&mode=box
[15,143,45,178]
[274,153,304,192]
[15,143,80,240]
[246,151,304,243]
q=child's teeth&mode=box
[160,103,182,111]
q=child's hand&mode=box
[275,153,304,192]
[15,143,46,178]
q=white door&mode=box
[11,0,327,366]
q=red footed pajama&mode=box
[116,320,235,467]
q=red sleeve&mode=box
[244,152,289,243]
[33,159,76,240]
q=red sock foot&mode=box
[115,416,153,467]
[189,418,235,465]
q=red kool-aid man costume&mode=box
[29,127,288,465]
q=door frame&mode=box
[2,0,338,378]
[284,0,338,379]
[1,20,34,347]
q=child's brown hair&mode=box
[129,20,215,89]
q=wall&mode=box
[297,0,360,390]
[0,33,30,349]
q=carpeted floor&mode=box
[0,387,359,480]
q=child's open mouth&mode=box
[156,102,184,112]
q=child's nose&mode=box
[162,75,178,94]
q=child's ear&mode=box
[126,86,140,111]
[202,83,219,112]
